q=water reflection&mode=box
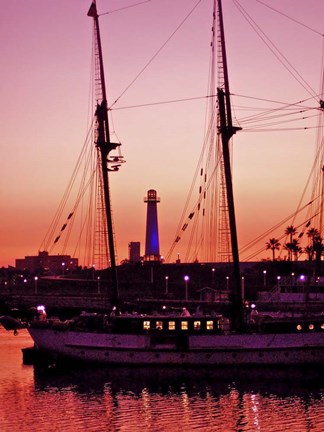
[34,363,324,398]
[1,329,324,432]
[32,361,324,431]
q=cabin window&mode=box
[143,321,150,330]
[206,320,214,331]
[181,321,188,331]
[168,321,176,331]
[296,324,302,331]
[155,321,163,330]
[194,321,201,330]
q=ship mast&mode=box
[88,1,121,311]
[217,0,243,330]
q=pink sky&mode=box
[1,0,323,268]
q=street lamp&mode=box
[212,268,215,286]
[184,275,189,301]
[263,270,267,288]
[34,276,38,294]
[62,262,65,275]
[241,276,245,303]
[226,276,229,291]
[165,276,169,295]
[97,276,101,294]
[277,275,281,288]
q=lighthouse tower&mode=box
[144,189,161,262]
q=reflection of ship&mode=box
[33,363,324,399]
[23,0,324,365]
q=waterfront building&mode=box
[15,251,78,273]
[128,242,141,263]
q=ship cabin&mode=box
[111,314,225,335]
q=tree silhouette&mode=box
[291,238,302,261]
[266,238,281,261]
[306,227,323,273]
[304,244,313,261]
[284,225,297,261]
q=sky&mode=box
[1,0,323,268]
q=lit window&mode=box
[181,321,188,331]
[168,321,176,331]
[156,321,163,330]
[296,324,302,331]
[143,321,150,330]
[194,321,201,330]
[206,320,214,331]
[309,324,314,331]
[321,324,324,330]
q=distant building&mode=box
[15,251,78,273]
[128,242,141,263]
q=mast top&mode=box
[87,2,97,18]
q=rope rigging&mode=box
[166,0,324,263]
[232,0,320,102]
[109,0,204,110]
[39,0,324,266]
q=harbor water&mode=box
[1,328,324,432]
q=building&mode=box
[15,251,78,273]
[128,242,141,263]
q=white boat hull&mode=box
[27,327,324,366]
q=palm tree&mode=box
[306,227,323,273]
[283,242,294,261]
[307,227,320,245]
[266,238,281,261]
[291,238,302,261]
[306,227,321,260]
[313,235,324,271]
[284,225,297,260]
[304,244,314,261]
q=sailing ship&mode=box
[2,0,324,366]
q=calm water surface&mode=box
[1,328,324,432]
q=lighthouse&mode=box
[144,189,161,262]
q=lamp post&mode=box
[97,276,101,294]
[226,276,229,291]
[263,270,267,288]
[62,262,65,275]
[277,275,281,288]
[184,275,189,301]
[241,276,245,303]
[212,268,215,286]
[165,276,169,295]
[34,276,38,294]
